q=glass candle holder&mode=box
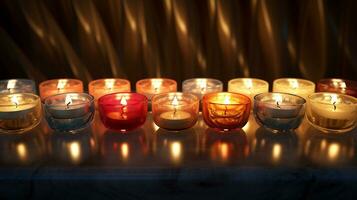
[307,92,357,133]
[39,79,83,101]
[182,78,223,100]
[228,78,269,103]
[0,93,42,133]
[98,93,148,132]
[152,92,199,131]
[0,79,36,94]
[273,78,315,100]
[136,78,177,100]
[44,93,95,132]
[202,92,251,131]
[317,79,357,98]
[253,92,306,132]
[89,78,131,105]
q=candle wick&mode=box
[333,101,337,111]
[66,101,71,109]
[154,87,158,93]
[224,105,227,115]
[8,88,11,93]
[15,102,18,108]
[276,101,281,109]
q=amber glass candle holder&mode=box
[136,78,177,100]
[0,93,42,133]
[273,78,315,100]
[89,78,131,106]
[44,93,95,132]
[0,79,36,94]
[182,78,223,100]
[98,93,148,132]
[317,79,357,98]
[254,93,306,132]
[307,92,357,133]
[152,92,199,131]
[202,92,251,131]
[39,79,83,101]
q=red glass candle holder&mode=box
[202,92,251,131]
[317,79,357,98]
[98,93,148,132]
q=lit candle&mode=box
[0,79,36,94]
[228,78,269,103]
[152,93,199,130]
[253,92,306,131]
[307,92,357,133]
[202,92,251,131]
[44,93,95,132]
[88,78,131,105]
[182,78,223,100]
[136,78,177,100]
[98,93,148,132]
[39,79,83,101]
[0,93,42,133]
[317,79,357,98]
[273,78,315,100]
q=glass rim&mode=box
[254,92,306,106]
[136,78,177,86]
[182,78,223,86]
[228,78,269,85]
[39,78,83,87]
[152,92,200,106]
[308,92,357,105]
[0,78,35,84]
[0,93,40,107]
[203,92,251,105]
[44,92,94,107]
[273,78,315,86]
[317,78,357,87]
[89,78,130,87]
[98,92,148,106]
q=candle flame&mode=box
[331,94,338,111]
[57,79,68,90]
[7,80,17,90]
[172,96,179,106]
[120,96,128,106]
[244,79,253,89]
[197,79,207,92]
[273,94,282,108]
[11,95,19,108]
[224,95,230,104]
[152,79,162,91]
[105,79,115,90]
[65,95,72,108]
[289,79,299,89]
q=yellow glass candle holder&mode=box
[182,78,223,100]
[88,78,131,105]
[0,93,42,133]
[39,79,83,101]
[228,78,269,103]
[273,78,315,100]
[152,92,199,131]
[307,92,357,133]
[136,78,177,100]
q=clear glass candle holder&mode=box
[273,78,315,100]
[317,79,357,98]
[0,93,42,133]
[182,78,223,100]
[254,92,306,132]
[136,78,177,100]
[202,92,251,131]
[0,79,36,94]
[228,78,269,103]
[89,78,131,105]
[152,92,199,131]
[98,93,148,132]
[307,92,357,133]
[39,79,83,101]
[44,93,95,132]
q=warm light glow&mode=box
[16,143,28,161]
[152,79,163,90]
[11,95,19,108]
[244,79,253,89]
[224,95,230,104]
[332,79,346,91]
[171,96,179,106]
[218,142,229,161]
[7,80,17,90]
[272,143,282,162]
[197,79,207,92]
[120,96,128,106]
[105,79,115,90]
[69,142,81,163]
[170,141,182,163]
[273,94,283,108]
[65,95,72,107]
[328,143,340,161]
[57,79,68,90]
[120,143,129,160]
[289,79,299,89]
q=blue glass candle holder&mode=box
[44,93,95,132]
[0,79,36,94]
[253,92,306,132]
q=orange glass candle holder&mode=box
[136,78,177,100]
[39,79,83,101]
[89,78,131,104]
[202,92,251,131]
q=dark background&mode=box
[0,0,356,88]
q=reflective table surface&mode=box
[1,113,357,199]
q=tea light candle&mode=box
[0,79,36,94]
[307,92,357,133]
[317,79,357,98]
[88,79,131,103]
[202,92,251,131]
[44,93,95,132]
[253,92,306,131]
[136,78,177,100]
[228,78,269,103]
[39,79,83,101]
[152,92,199,130]
[273,78,315,100]
[98,93,148,132]
[0,93,42,133]
[182,78,223,100]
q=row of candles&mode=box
[0,78,356,134]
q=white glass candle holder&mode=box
[0,79,36,94]
[228,78,269,103]
[273,78,315,100]
[182,78,223,100]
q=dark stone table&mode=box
[0,113,356,199]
